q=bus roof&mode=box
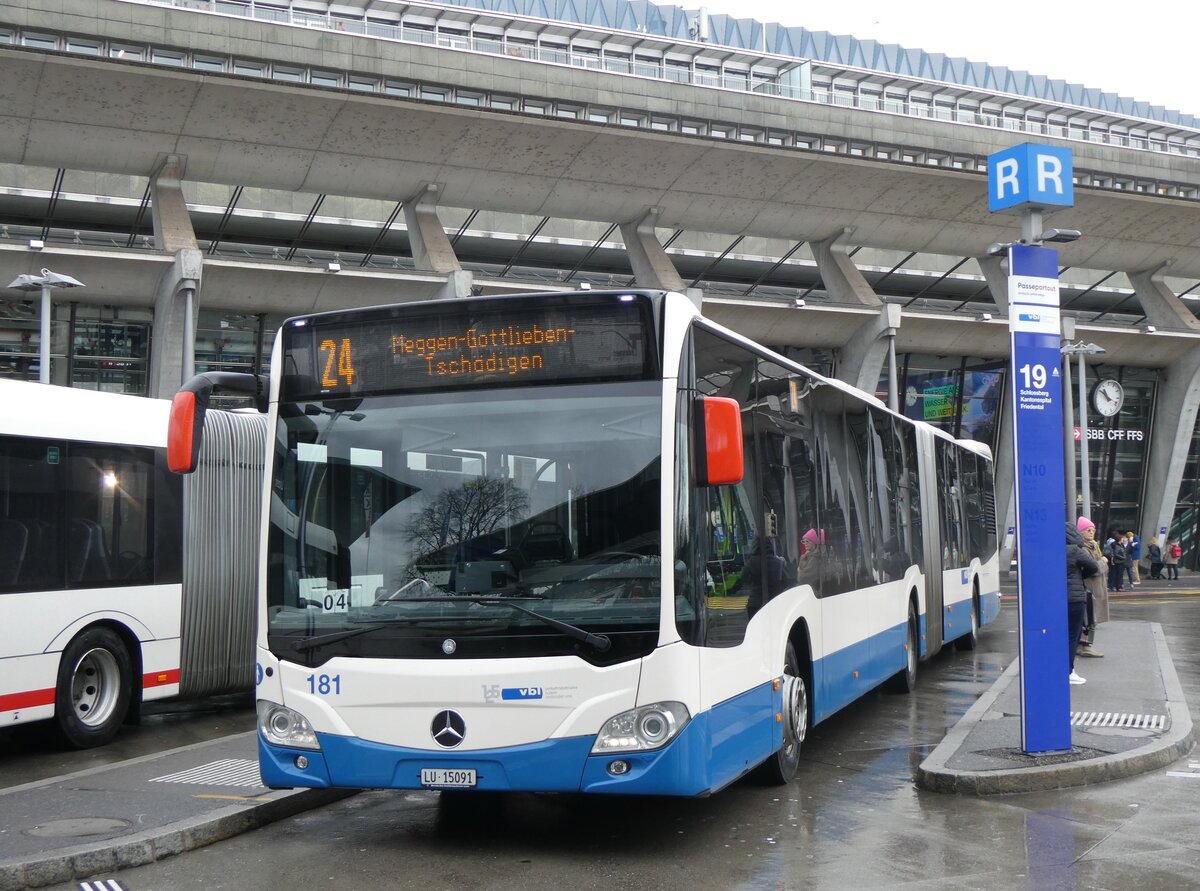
[0,379,168,448]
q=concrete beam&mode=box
[833,303,901,396]
[148,248,201,398]
[1140,347,1200,549]
[402,183,461,275]
[149,155,197,253]
[619,208,685,292]
[433,269,474,300]
[812,228,881,307]
[1129,262,1200,333]
[977,255,1009,316]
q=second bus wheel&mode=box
[954,592,981,652]
[54,626,133,749]
[885,602,918,694]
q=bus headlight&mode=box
[592,702,690,753]
[257,700,320,750]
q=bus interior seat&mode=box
[67,518,112,584]
[520,521,573,565]
[0,518,29,585]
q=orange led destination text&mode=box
[392,323,577,378]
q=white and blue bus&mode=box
[169,290,999,795]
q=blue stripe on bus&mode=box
[811,621,908,725]
[258,681,779,797]
[259,601,998,795]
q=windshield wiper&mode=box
[290,622,393,653]
[403,596,612,653]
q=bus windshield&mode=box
[266,381,663,665]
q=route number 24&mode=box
[320,338,356,388]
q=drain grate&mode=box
[1071,712,1166,731]
[150,758,264,788]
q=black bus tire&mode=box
[753,641,808,785]
[954,592,981,652]
[885,603,918,694]
[54,627,133,749]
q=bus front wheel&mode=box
[754,641,808,785]
[54,627,133,749]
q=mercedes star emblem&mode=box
[431,709,466,748]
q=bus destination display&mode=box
[284,297,652,398]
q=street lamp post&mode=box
[5,268,85,384]
[1061,340,1106,520]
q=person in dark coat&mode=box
[1067,522,1100,685]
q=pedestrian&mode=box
[1148,536,1164,580]
[1165,536,1182,581]
[1123,532,1137,587]
[1129,531,1142,585]
[1067,521,1100,685]
[1103,530,1126,592]
[1076,517,1107,658]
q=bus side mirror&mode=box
[168,371,264,473]
[694,396,744,486]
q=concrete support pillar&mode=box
[148,156,202,397]
[149,249,202,398]
[150,155,198,253]
[434,269,474,300]
[1140,348,1200,548]
[977,255,1010,316]
[833,303,901,397]
[619,208,686,292]
[981,254,1017,574]
[812,228,881,307]
[995,382,1016,579]
[403,184,461,275]
[1130,262,1200,332]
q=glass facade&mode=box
[0,304,278,400]
[890,354,1007,449]
[1072,365,1155,541]
[0,302,151,393]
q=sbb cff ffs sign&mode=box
[988,143,1074,213]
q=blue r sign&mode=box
[988,143,1074,213]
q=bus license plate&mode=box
[421,768,477,788]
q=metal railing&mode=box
[121,0,1200,158]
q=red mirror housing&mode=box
[168,386,208,474]
[696,395,744,486]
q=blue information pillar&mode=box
[1008,243,1071,753]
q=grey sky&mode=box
[715,0,1198,117]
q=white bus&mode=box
[0,380,264,747]
[170,290,999,794]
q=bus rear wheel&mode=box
[885,603,918,694]
[954,594,980,651]
[753,641,808,785]
[55,627,133,749]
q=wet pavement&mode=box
[2,578,1197,890]
[918,620,1193,793]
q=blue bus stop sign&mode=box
[989,143,1074,213]
[1008,243,1071,754]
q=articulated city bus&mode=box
[169,290,999,794]
[0,380,265,747]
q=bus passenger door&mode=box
[916,431,944,656]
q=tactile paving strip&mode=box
[149,758,265,787]
[1071,712,1166,731]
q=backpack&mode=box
[1105,539,1126,564]
[1171,544,1183,559]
